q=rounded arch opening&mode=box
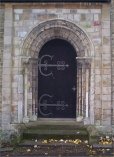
[22,19,94,59]
[38,38,77,118]
[39,38,77,57]
[21,19,95,124]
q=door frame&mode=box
[21,19,94,125]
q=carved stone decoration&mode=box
[22,19,94,58]
[21,19,94,124]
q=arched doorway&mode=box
[38,39,77,118]
[21,19,94,124]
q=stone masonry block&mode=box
[102,79,111,87]
[102,60,111,69]
[95,87,101,94]
[103,37,110,45]
[102,21,110,29]
[91,9,101,14]
[95,69,101,75]
[4,36,12,45]
[14,9,23,14]
[3,68,11,75]
[102,87,111,95]
[95,100,101,107]
[102,4,110,20]
[102,45,110,53]
[77,9,90,14]
[102,120,111,126]
[95,108,102,120]
[102,29,110,37]
[102,95,111,101]
[4,20,12,28]
[74,14,80,22]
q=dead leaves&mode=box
[99,136,112,145]
[41,138,86,145]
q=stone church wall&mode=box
[111,0,114,126]
[0,2,112,134]
[0,5,4,129]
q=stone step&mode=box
[23,130,88,140]
[22,120,83,128]
[93,143,112,149]
[10,143,89,157]
[0,147,13,152]
[22,124,88,140]
[19,139,85,147]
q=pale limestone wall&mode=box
[1,3,112,132]
[2,4,13,131]
[0,5,4,129]
[111,0,114,125]
[97,4,111,126]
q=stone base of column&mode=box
[76,116,83,122]
[30,115,37,121]
[23,116,29,123]
[84,117,90,125]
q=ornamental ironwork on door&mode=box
[38,39,77,118]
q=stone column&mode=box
[23,64,29,123]
[77,62,82,117]
[85,68,89,118]
[17,74,23,123]
[89,60,95,125]
[82,64,87,117]
[84,63,91,125]
[31,60,37,121]
[2,4,13,130]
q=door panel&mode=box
[38,39,77,118]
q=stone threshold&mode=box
[22,118,83,128]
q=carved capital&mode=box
[76,57,91,68]
[21,57,31,66]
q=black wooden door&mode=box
[38,39,77,118]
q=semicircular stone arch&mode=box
[22,19,94,59]
[21,19,95,124]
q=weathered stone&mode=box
[102,45,110,53]
[91,9,101,14]
[94,60,102,68]
[95,87,101,95]
[102,28,110,36]
[102,60,111,68]
[102,21,110,29]
[77,9,90,14]
[102,95,111,101]
[103,36,110,45]
[94,14,100,21]
[14,9,23,14]
[0,2,113,137]
[102,4,110,20]
[95,108,102,120]
[102,87,111,95]
[102,120,111,126]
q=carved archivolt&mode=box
[21,19,94,122]
[22,19,94,59]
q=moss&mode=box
[21,124,89,141]
[10,133,23,147]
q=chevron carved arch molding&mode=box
[22,19,94,59]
